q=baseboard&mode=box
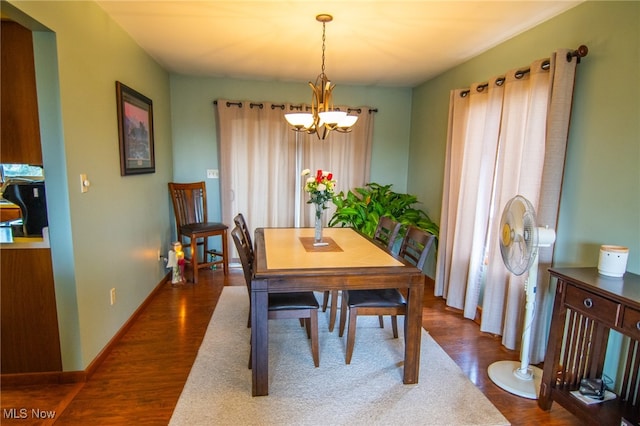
[1,273,170,387]
[84,274,169,379]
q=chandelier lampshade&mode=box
[284,14,358,140]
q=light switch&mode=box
[80,173,91,193]
[206,169,219,179]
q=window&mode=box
[1,163,44,181]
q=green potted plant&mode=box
[329,183,439,245]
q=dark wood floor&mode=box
[1,267,581,425]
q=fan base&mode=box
[488,360,542,399]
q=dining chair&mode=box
[373,216,402,251]
[168,182,229,283]
[234,213,253,327]
[322,216,402,332]
[338,225,435,364]
[233,213,252,255]
[231,225,320,368]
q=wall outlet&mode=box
[110,288,116,305]
[206,169,219,179]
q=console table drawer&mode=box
[565,283,620,327]
[622,307,640,341]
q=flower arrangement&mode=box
[301,169,336,216]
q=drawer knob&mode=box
[583,298,593,308]
[636,321,640,331]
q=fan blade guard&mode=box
[499,195,538,276]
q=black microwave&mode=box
[3,181,48,236]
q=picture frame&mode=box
[116,81,155,175]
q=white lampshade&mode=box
[337,115,358,129]
[318,110,347,126]
[285,113,314,129]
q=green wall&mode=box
[409,1,639,274]
[7,0,174,371]
[169,76,413,221]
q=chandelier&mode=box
[285,14,358,140]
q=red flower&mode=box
[327,173,333,181]
[316,169,323,182]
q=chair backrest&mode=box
[373,216,402,250]
[233,213,252,249]
[168,181,208,228]
[231,225,253,290]
[398,226,435,271]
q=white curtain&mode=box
[216,100,374,251]
[435,50,579,363]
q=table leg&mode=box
[403,275,424,384]
[251,279,269,396]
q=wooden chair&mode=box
[373,216,402,251]
[233,213,252,255]
[323,216,402,332]
[338,225,435,364]
[168,182,228,283]
[234,213,253,327]
[231,225,320,368]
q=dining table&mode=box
[250,227,425,396]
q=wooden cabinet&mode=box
[539,267,640,425]
[1,247,62,373]
[1,21,43,165]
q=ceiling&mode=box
[95,1,582,87]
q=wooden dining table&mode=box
[250,227,425,396]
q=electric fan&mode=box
[488,195,556,399]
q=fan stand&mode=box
[487,362,542,400]
[488,228,556,399]
[488,250,542,399]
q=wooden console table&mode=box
[539,267,640,425]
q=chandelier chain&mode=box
[321,22,326,76]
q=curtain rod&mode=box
[213,100,378,114]
[459,45,588,98]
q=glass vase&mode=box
[314,203,324,243]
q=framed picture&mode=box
[116,81,155,175]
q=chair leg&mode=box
[304,318,311,338]
[221,230,229,275]
[322,291,329,312]
[247,296,252,328]
[310,310,319,368]
[345,307,358,365]
[378,315,384,328]
[191,236,199,284]
[391,315,398,338]
[248,332,252,369]
[328,290,339,332]
[338,292,348,337]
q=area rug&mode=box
[170,287,509,426]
